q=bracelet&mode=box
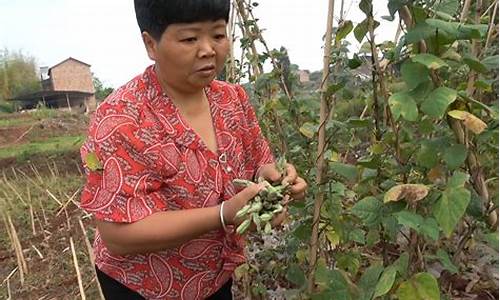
[219,202,231,233]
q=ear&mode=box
[142,32,158,61]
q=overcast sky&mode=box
[0,0,397,88]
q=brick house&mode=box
[11,57,97,113]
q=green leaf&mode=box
[348,54,363,69]
[412,54,448,69]
[482,232,499,252]
[299,122,317,139]
[351,196,383,226]
[420,87,457,118]
[436,249,459,274]
[330,162,358,181]
[448,171,469,188]
[426,19,482,40]
[401,61,430,90]
[405,23,436,44]
[395,211,440,240]
[286,264,306,287]
[433,0,459,16]
[374,267,397,297]
[336,20,354,42]
[367,228,380,246]
[387,0,408,18]
[443,144,468,170]
[336,252,361,276]
[354,19,369,43]
[358,263,384,300]
[329,270,354,300]
[346,118,371,128]
[433,187,471,237]
[463,55,489,74]
[349,228,366,244]
[389,92,419,121]
[326,83,345,97]
[392,252,409,277]
[421,218,440,241]
[416,141,440,169]
[397,273,440,300]
[481,55,499,70]
[359,0,372,15]
[395,210,424,228]
[85,152,103,171]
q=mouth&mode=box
[196,64,216,75]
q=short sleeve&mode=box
[80,109,168,223]
[234,85,275,175]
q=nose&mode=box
[198,38,216,58]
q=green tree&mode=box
[0,49,41,100]
[93,76,114,102]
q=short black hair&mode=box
[134,0,230,40]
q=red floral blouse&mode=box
[79,65,274,299]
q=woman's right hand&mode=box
[223,182,265,226]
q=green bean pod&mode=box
[236,219,251,235]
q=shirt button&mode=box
[226,166,233,172]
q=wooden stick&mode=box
[308,0,336,293]
[78,219,106,300]
[28,187,36,235]
[5,180,27,206]
[45,189,63,206]
[1,267,18,287]
[10,166,18,181]
[70,237,87,300]
[56,188,81,217]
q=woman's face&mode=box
[144,19,230,93]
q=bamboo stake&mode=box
[234,0,263,77]
[227,1,237,83]
[308,0,335,293]
[28,187,36,235]
[70,237,86,300]
[6,214,28,285]
[482,0,498,56]
[78,219,106,300]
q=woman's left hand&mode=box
[257,163,307,201]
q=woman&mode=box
[80,0,307,299]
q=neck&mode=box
[154,65,207,111]
[154,64,206,105]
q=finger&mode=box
[271,208,288,227]
[291,191,306,201]
[259,164,281,182]
[289,177,307,195]
[235,182,266,201]
[282,164,298,185]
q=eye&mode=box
[214,34,226,40]
[181,37,197,43]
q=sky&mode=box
[0,0,397,88]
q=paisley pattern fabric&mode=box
[79,65,274,299]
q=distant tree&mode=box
[0,49,41,100]
[276,46,293,95]
[93,76,114,101]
